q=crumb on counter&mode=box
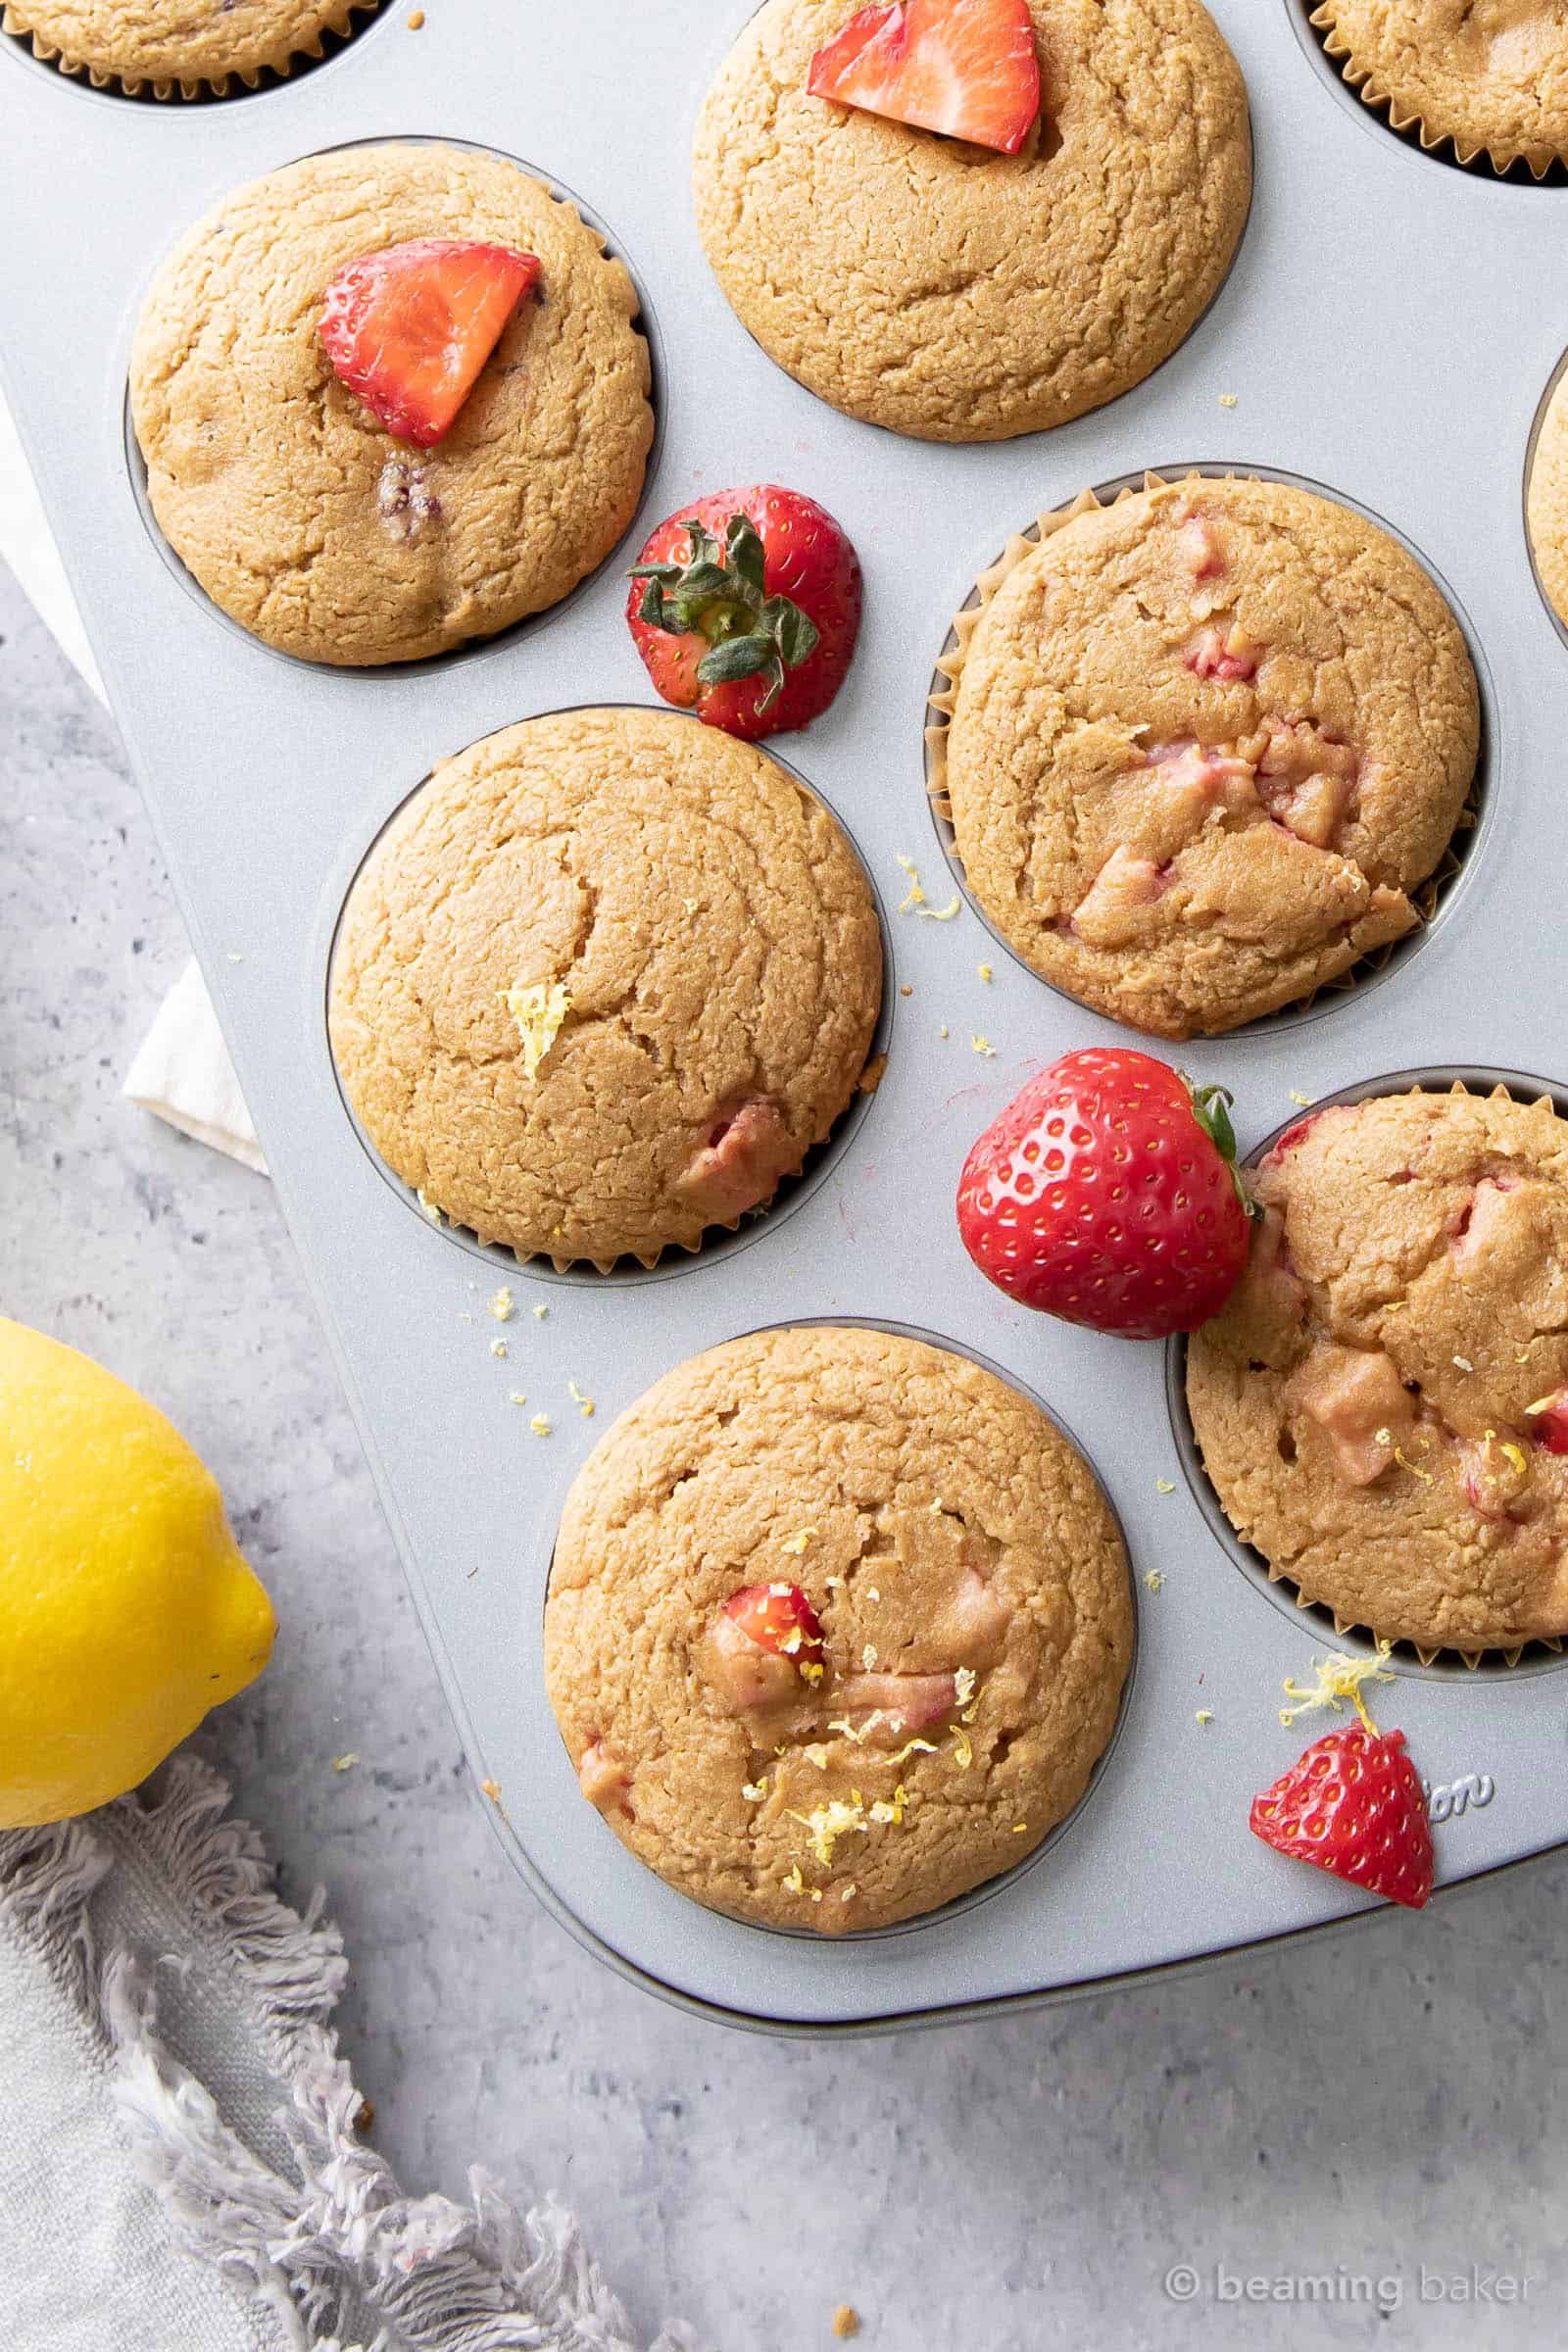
[480,1778,502,1802]
[899,983,913,998]
[530,1413,553,1437]
[1144,1569,1165,1593]
[331,1752,360,1773]
[491,1339,508,1359]
[407,6,424,23]
[532,1302,549,1321]
[488,1286,514,1322]
[1218,392,1238,408]
[832,2307,860,2340]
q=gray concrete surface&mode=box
[2,562,1563,2349]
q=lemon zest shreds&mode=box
[840,1886,857,1906]
[1500,1441,1528,1474]
[927,897,960,920]
[1393,1445,1432,1483]
[952,1727,973,1769]
[896,855,926,912]
[788,1798,868,1866]
[868,1784,909,1827]
[490,1339,508,1359]
[1288,1090,1313,1107]
[780,1527,817,1554]
[1155,1478,1176,1495]
[530,1414,552,1437]
[978,963,993,982]
[509,1391,527,1407]
[532,1303,549,1321]
[488,1287,514,1322]
[885,1737,939,1767]
[331,1753,359,1773]
[827,1718,865,1744]
[567,1381,595,1417]
[1528,1394,1559,1416]
[1195,1710,1213,1727]
[1453,1356,1474,1374]
[861,1644,877,1671]
[971,1035,997,1057]
[800,1661,825,1685]
[954,1667,977,1708]
[803,1743,831,1772]
[1144,1569,1165,1593]
[500,980,570,1081]
[784,1864,806,1894]
[742,1780,767,1803]
[1279,1642,1394,1732]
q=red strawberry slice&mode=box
[956,1048,1253,1339]
[808,0,1040,157]
[319,238,540,449]
[723,1582,824,1663]
[1250,1724,1433,1910]
[1526,1388,1568,1454]
[626,486,861,742]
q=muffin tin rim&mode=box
[119,128,668,678]
[1165,1060,1568,1683]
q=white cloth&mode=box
[0,1757,693,2352]
[0,386,264,1177]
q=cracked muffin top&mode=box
[545,1324,1133,1933]
[328,707,883,1270]
[939,475,1480,1039]
[1312,0,1568,177]
[1,0,365,95]
[692,0,1250,443]
[1187,1087,1568,1657]
[128,143,653,665]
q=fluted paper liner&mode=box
[924,468,1480,1027]
[1309,2,1568,182]
[2,0,379,101]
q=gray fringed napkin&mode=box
[0,1755,693,2352]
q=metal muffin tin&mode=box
[6,0,1568,2034]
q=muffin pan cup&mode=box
[7,0,1568,2033]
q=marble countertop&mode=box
[3,564,1562,2348]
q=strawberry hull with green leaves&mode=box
[626,486,862,741]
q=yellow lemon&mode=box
[0,1316,276,1827]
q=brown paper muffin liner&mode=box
[2,0,379,101]
[418,1044,887,1280]
[924,468,1480,1030]
[1308,2,1568,182]
[1204,1080,1568,1672]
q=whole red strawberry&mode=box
[626,486,861,741]
[1250,1724,1433,1910]
[956,1048,1253,1339]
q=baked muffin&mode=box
[693,0,1250,442]
[1528,366,1568,632]
[1188,1084,1568,1657]
[329,707,882,1269]
[545,1325,1133,1932]
[1,0,370,95]
[1312,0,1568,177]
[129,143,653,664]
[935,474,1480,1039]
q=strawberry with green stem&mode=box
[627,486,862,742]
